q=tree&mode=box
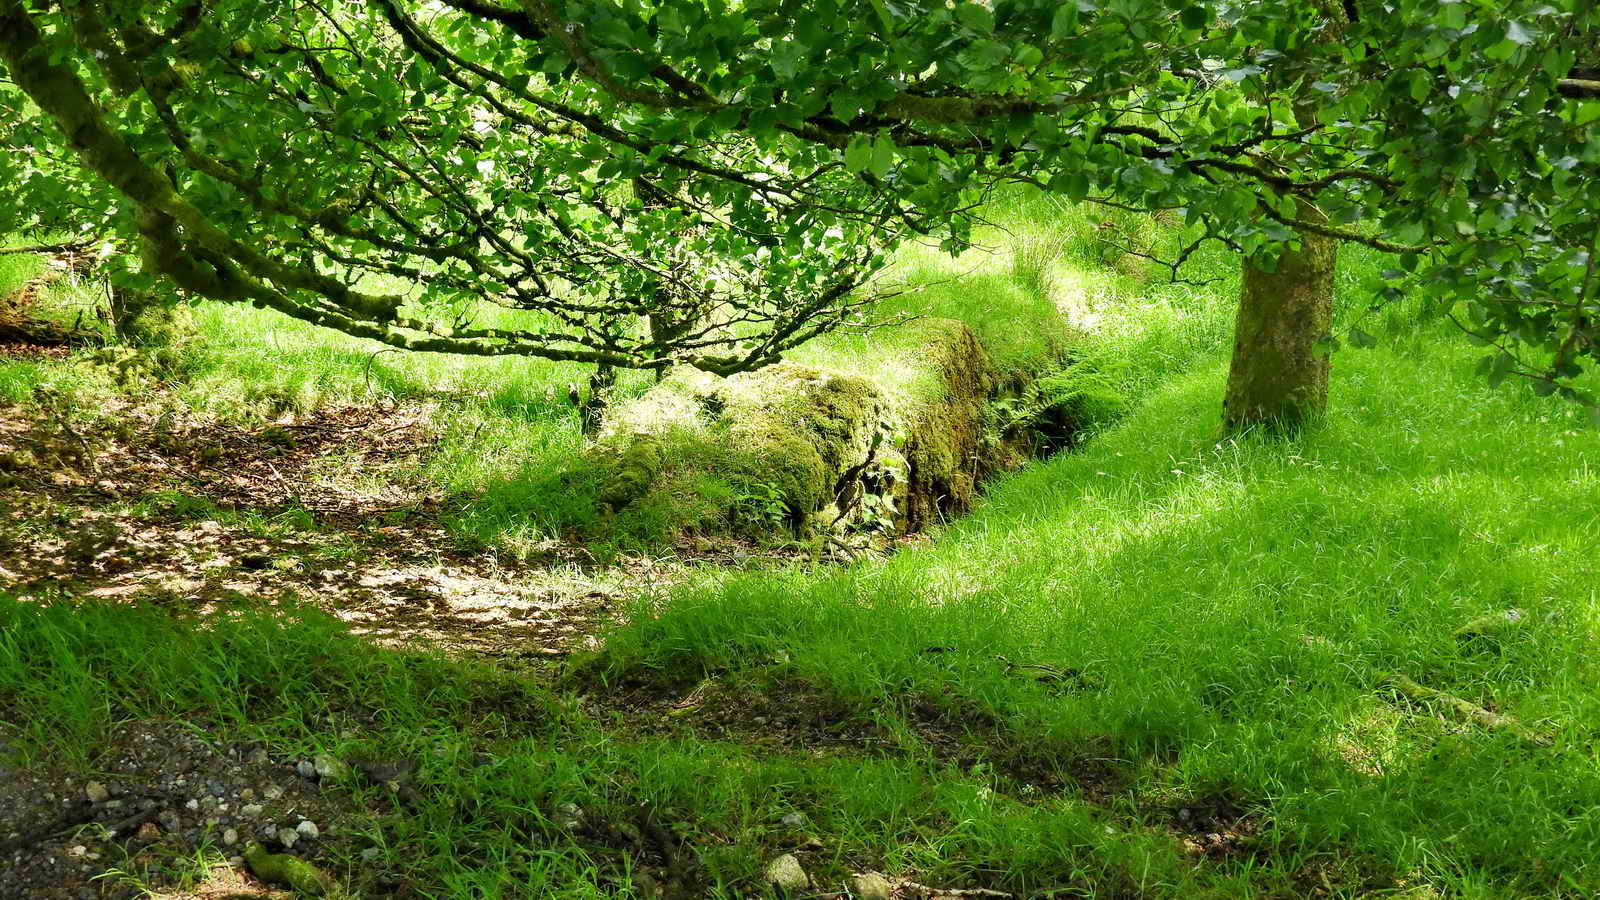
[2,0,1597,428]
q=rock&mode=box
[552,802,583,831]
[275,826,299,849]
[313,754,349,781]
[360,847,381,862]
[296,820,320,840]
[353,759,416,784]
[239,788,256,802]
[849,872,894,900]
[184,798,199,811]
[84,782,110,804]
[66,845,87,858]
[296,760,318,779]
[764,854,810,893]
[240,804,264,818]
[135,823,160,841]
[242,842,336,896]
[262,784,284,801]
[779,812,807,828]
[222,828,238,847]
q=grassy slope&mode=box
[604,329,1600,896]
[5,203,1600,896]
[6,330,1597,897]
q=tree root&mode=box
[0,312,103,348]
[1385,673,1553,747]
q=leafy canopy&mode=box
[0,0,1596,392]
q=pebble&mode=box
[84,782,110,804]
[313,754,349,780]
[296,820,320,839]
[135,823,160,841]
[361,847,381,861]
[276,827,299,849]
[764,854,809,892]
[240,804,264,818]
[849,872,894,900]
[779,812,807,828]
[295,760,318,779]
[184,799,199,811]
[66,845,87,859]
[239,788,256,802]
[552,802,583,831]
[222,828,238,847]
[262,785,284,801]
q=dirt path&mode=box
[0,396,711,659]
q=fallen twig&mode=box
[900,882,1012,898]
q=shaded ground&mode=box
[0,393,714,658]
[1,722,355,900]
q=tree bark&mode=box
[1222,203,1337,433]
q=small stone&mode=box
[240,804,264,818]
[296,820,320,839]
[361,847,381,862]
[552,802,583,831]
[276,826,299,849]
[779,812,807,828]
[764,854,809,893]
[239,788,256,802]
[85,782,110,804]
[262,785,284,801]
[185,798,199,811]
[313,753,350,780]
[103,800,123,811]
[848,872,893,900]
[66,845,87,858]
[222,828,238,847]
[136,823,160,841]
[295,760,318,779]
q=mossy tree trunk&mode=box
[1222,204,1337,433]
[1221,2,1346,435]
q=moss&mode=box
[557,319,1072,546]
[591,433,666,510]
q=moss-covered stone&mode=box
[564,317,1068,547]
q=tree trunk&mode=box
[1222,208,1337,433]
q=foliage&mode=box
[2,0,1597,407]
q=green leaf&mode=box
[870,134,895,178]
[1504,20,1534,46]
[1180,6,1207,30]
[955,3,994,33]
[843,135,873,174]
[1051,5,1079,37]
[1347,327,1377,349]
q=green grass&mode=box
[6,198,1600,895]
[8,328,1596,896]
[595,329,1600,897]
